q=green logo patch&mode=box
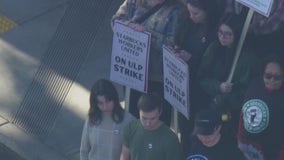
[242,99,269,134]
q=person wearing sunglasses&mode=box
[238,55,284,160]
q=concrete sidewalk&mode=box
[0,0,125,159]
[0,117,68,160]
[0,117,25,160]
[0,142,25,160]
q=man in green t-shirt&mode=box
[120,94,181,160]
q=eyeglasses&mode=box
[218,30,233,38]
[263,73,283,81]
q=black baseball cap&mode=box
[193,109,222,135]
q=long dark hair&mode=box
[200,14,245,80]
[263,55,284,74]
[206,13,245,66]
[88,79,124,125]
[187,0,220,25]
[217,13,244,45]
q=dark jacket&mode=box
[238,78,284,159]
[198,41,258,111]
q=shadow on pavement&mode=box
[0,143,25,160]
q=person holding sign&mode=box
[177,0,220,83]
[112,0,188,125]
[174,0,221,157]
[197,13,259,135]
[238,56,284,160]
[185,108,246,160]
[80,79,135,160]
[120,94,182,160]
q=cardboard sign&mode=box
[236,0,273,17]
[163,46,190,119]
[110,21,151,92]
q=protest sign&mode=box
[110,21,150,92]
[163,46,190,119]
[236,0,273,17]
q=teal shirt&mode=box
[123,120,181,160]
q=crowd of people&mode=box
[80,0,284,159]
